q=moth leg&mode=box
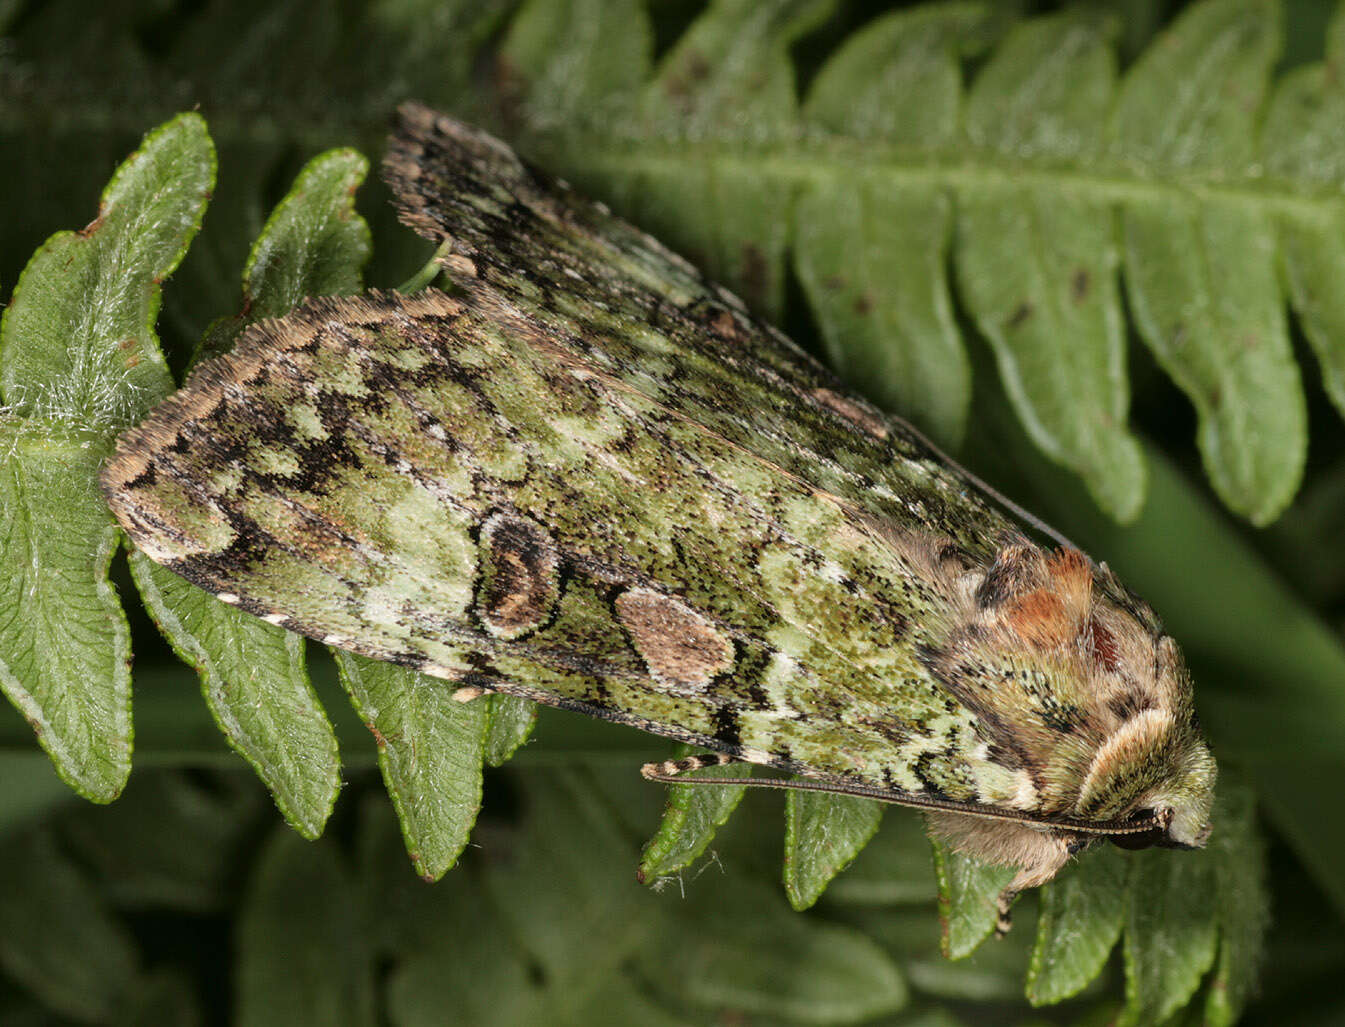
[994,834,1076,937]
[640,753,737,782]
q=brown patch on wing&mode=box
[1006,590,1073,649]
[995,547,1094,652]
[1044,548,1092,613]
[477,512,560,640]
[615,586,734,692]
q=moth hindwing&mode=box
[102,102,1216,924]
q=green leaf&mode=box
[1114,1,1302,525]
[795,180,966,448]
[795,5,986,447]
[815,809,938,907]
[334,652,488,880]
[500,0,1337,523]
[0,114,214,802]
[803,4,990,145]
[1118,843,1220,1026]
[783,791,882,911]
[638,874,908,1023]
[640,0,834,137]
[610,0,835,318]
[12,1,1345,528]
[1026,845,1129,1005]
[1122,195,1303,526]
[0,828,139,1022]
[0,112,213,426]
[484,692,538,766]
[638,747,751,884]
[499,0,653,130]
[196,148,371,364]
[931,839,1018,959]
[963,11,1113,162]
[0,422,131,801]
[1203,782,1269,1027]
[130,553,340,840]
[236,829,375,1027]
[1265,7,1345,424]
[956,12,1145,521]
[1110,0,1277,174]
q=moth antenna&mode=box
[642,761,1166,836]
[640,753,737,780]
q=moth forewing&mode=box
[101,103,1216,929]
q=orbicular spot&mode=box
[475,512,560,640]
[614,586,734,692]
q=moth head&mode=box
[930,542,1218,835]
[1117,729,1217,851]
[1085,633,1217,851]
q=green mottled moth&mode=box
[102,102,1216,929]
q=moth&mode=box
[102,102,1216,929]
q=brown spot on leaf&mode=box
[684,51,711,83]
[853,293,874,316]
[1071,268,1090,302]
[615,586,733,691]
[77,212,106,238]
[477,513,559,640]
[664,51,711,109]
[1007,302,1033,330]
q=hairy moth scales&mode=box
[102,103,1216,926]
